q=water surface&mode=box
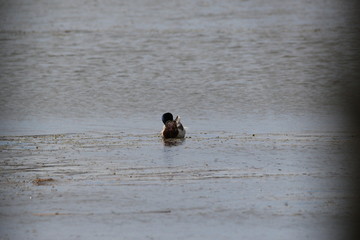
[0,0,358,239]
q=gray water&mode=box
[0,0,359,239]
[1,0,358,134]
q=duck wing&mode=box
[175,116,186,137]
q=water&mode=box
[0,0,359,239]
[0,0,357,133]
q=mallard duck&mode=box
[161,112,186,139]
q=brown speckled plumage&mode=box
[161,113,186,139]
[162,121,179,139]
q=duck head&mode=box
[162,112,174,124]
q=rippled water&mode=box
[0,0,359,239]
[1,0,358,134]
[0,131,354,240]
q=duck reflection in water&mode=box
[163,137,185,146]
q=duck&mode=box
[161,112,186,139]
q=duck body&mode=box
[161,112,186,139]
